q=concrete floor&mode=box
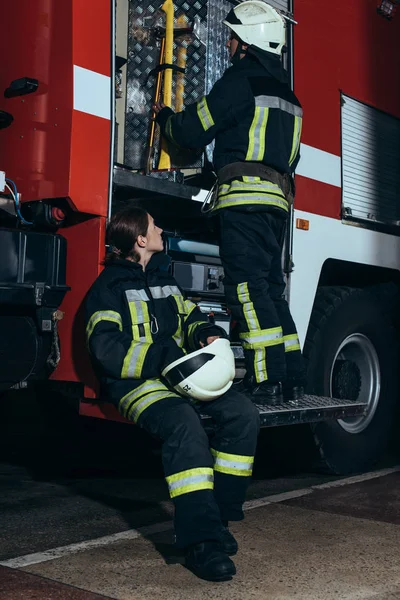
[0,473,399,600]
[1,394,400,599]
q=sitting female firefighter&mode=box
[85,206,260,582]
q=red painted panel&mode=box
[294,0,400,156]
[0,0,73,201]
[295,176,342,220]
[72,0,111,75]
[69,111,110,216]
[51,216,106,395]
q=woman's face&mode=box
[143,213,164,253]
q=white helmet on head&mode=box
[162,338,235,401]
[224,1,286,56]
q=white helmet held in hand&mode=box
[224,1,286,56]
[162,338,235,401]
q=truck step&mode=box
[255,395,366,427]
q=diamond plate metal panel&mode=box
[202,395,367,430]
[125,0,209,170]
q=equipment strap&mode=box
[217,161,295,205]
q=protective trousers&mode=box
[219,209,305,384]
[119,381,260,548]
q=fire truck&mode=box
[0,0,399,474]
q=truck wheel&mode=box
[303,286,398,475]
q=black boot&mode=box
[282,382,305,402]
[246,379,283,406]
[221,522,238,556]
[185,541,236,582]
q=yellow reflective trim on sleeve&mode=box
[289,115,302,166]
[165,115,180,146]
[197,97,215,131]
[187,321,199,346]
[86,310,123,341]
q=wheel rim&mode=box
[329,333,381,434]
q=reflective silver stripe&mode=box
[255,95,303,117]
[149,285,182,299]
[217,194,288,211]
[197,97,214,131]
[214,457,253,472]
[168,473,214,492]
[119,381,167,414]
[255,348,267,382]
[240,329,283,345]
[246,106,269,161]
[134,301,146,327]
[219,181,282,194]
[123,342,149,377]
[86,310,122,340]
[284,336,301,352]
[129,391,174,422]
[125,289,149,302]
[237,283,259,331]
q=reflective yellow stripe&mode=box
[121,341,151,378]
[197,97,214,131]
[289,115,302,166]
[254,348,268,383]
[246,106,269,161]
[119,380,175,423]
[242,176,261,183]
[184,300,197,320]
[122,300,152,378]
[219,180,283,195]
[237,282,260,331]
[211,449,254,477]
[127,300,151,335]
[187,321,200,347]
[173,294,186,315]
[284,333,301,352]
[215,193,289,212]
[166,467,214,498]
[165,115,180,146]
[86,310,123,341]
[240,326,283,349]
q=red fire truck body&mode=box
[0,0,399,473]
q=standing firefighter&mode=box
[85,207,260,582]
[154,1,306,404]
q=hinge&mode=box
[35,282,45,306]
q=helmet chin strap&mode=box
[230,41,248,64]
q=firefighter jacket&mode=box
[85,254,226,406]
[157,50,303,214]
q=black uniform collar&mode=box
[107,252,171,273]
[233,50,288,84]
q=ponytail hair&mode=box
[105,206,149,265]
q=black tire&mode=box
[303,286,398,475]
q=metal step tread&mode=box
[255,395,367,427]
